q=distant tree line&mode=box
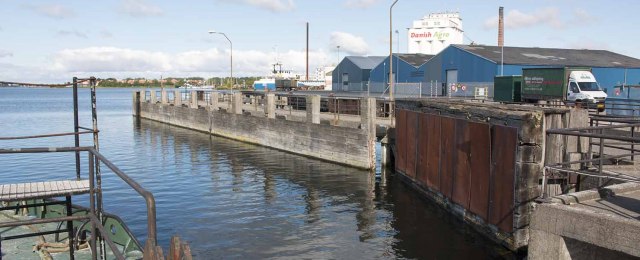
[97,77,261,89]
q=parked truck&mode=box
[521,67,607,110]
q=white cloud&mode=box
[329,32,369,56]
[218,0,295,13]
[52,47,172,72]
[483,8,562,30]
[56,30,88,39]
[48,46,329,78]
[120,0,164,17]
[25,4,75,19]
[0,50,12,58]
[344,0,379,8]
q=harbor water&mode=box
[0,87,514,259]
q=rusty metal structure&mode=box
[0,78,158,259]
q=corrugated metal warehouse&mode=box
[369,53,433,94]
[423,44,640,97]
[331,56,385,92]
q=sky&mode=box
[1,0,639,83]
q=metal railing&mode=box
[541,120,640,200]
[603,98,640,117]
[0,145,157,260]
[144,89,399,125]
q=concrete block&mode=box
[150,89,157,103]
[518,112,544,145]
[174,90,182,106]
[528,229,571,260]
[232,92,242,114]
[190,90,197,109]
[161,89,168,104]
[139,90,146,103]
[515,162,542,190]
[515,186,541,203]
[306,95,320,124]
[265,94,275,119]
[518,144,543,163]
[208,92,219,111]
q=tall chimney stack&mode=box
[498,6,504,47]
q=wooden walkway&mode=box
[0,180,90,201]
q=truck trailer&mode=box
[521,67,607,110]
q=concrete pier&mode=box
[133,90,377,169]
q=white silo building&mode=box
[407,12,464,55]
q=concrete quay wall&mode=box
[133,90,376,169]
[529,183,640,259]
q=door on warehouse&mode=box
[446,69,458,96]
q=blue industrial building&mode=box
[423,44,640,97]
[332,56,385,92]
[368,53,433,93]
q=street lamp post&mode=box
[389,0,399,102]
[208,30,233,89]
[337,45,341,91]
[395,29,399,85]
[389,0,399,126]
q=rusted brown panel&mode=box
[416,113,430,187]
[452,119,470,207]
[439,116,456,199]
[426,115,441,191]
[489,125,517,233]
[469,122,491,221]
[395,109,407,174]
[406,111,419,179]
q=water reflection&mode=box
[132,118,512,259]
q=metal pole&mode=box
[73,77,80,180]
[632,126,636,161]
[88,153,98,260]
[396,30,400,86]
[209,31,232,89]
[389,0,399,102]
[306,22,309,81]
[598,127,604,187]
[89,78,106,259]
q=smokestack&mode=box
[498,6,504,47]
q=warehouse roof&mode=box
[345,56,386,69]
[454,44,640,68]
[395,53,434,67]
